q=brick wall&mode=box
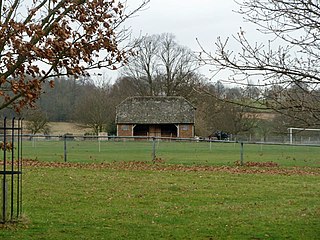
[178,124,194,138]
[117,123,194,138]
[117,124,133,136]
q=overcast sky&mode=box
[102,0,258,82]
[127,0,246,49]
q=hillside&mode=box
[48,122,91,135]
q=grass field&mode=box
[1,166,319,239]
[22,139,320,167]
[1,139,319,239]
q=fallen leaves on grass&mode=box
[234,161,279,167]
[16,159,320,176]
[0,215,30,230]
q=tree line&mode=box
[2,0,320,141]
[18,82,318,142]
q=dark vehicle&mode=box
[209,131,229,140]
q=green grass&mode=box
[22,140,320,167]
[0,166,319,239]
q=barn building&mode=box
[116,96,196,138]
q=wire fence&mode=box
[16,134,320,168]
[228,134,320,145]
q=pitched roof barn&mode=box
[116,96,196,138]
[116,96,195,124]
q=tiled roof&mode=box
[116,96,196,124]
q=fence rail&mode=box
[12,134,320,168]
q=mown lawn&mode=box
[1,165,319,239]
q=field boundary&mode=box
[19,134,320,164]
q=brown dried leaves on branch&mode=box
[0,0,147,111]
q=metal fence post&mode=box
[240,142,244,166]
[17,118,23,217]
[64,134,67,162]
[152,137,156,163]
[1,118,23,223]
[2,117,7,222]
[10,118,14,219]
[2,178,7,222]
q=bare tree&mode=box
[124,34,161,96]
[194,83,258,137]
[123,33,200,97]
[199,0,320,127]
[110,76,139,103]
[74,82,115,135]
[25,110,50,135]
[158,34,199,96]
[0,0,149,112]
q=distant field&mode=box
[47,122,91,135]
[22,139,320,167]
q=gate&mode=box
[0,118,23,223]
